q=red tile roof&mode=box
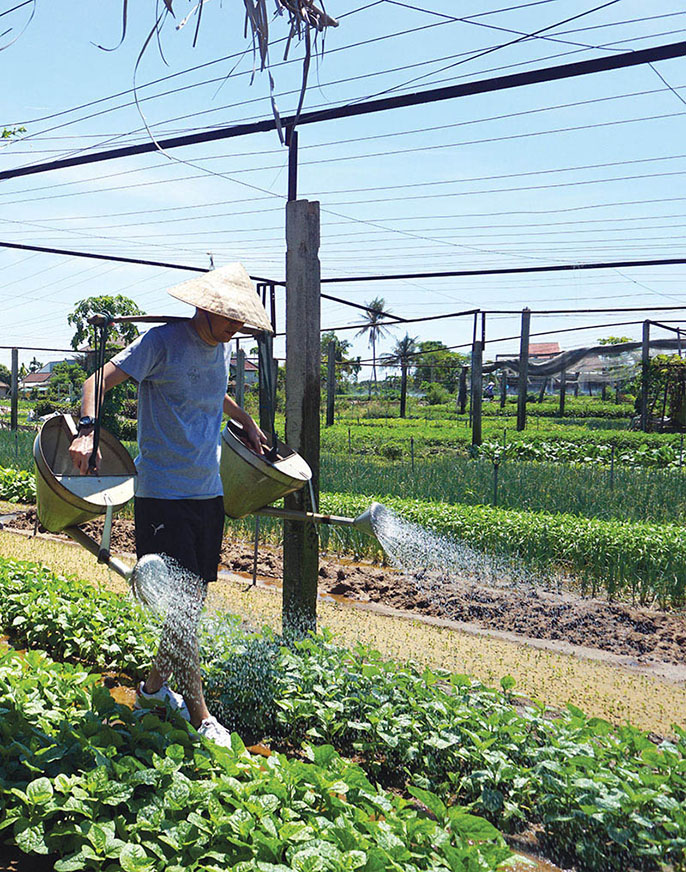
[21,372,51,384]
[529,342,560,357]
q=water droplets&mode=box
[369,504,536,600]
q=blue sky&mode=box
[2,0,686,375]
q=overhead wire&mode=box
[355,0,627,103]
[3,83,681,208]
[5,8,679,161]
[18,161,686,233]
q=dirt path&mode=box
[4,508,686,670]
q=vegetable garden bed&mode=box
[0,555,685,870]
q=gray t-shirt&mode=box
[111,320,229,500]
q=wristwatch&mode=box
[77,416,96,432]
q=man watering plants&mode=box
[69,264,273,747]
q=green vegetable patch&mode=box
[1,555,686,870]
[0,648,508,871]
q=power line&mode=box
[358,0,626,102]
[2,38,686,183]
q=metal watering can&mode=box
[33,415,166,605]
[219,420,382,535]
[33,416,382,604]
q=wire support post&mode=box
[10,348,18,434]
[517,308,531,432]
[89,314,113,473]
[326,339,336,428]
[471,340,483,448]
[641,320,651,432]
[286,127,299,203]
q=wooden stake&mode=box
[326,339,335,427]
[516,309,531,432]
[471,340,483,447]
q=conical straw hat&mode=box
[167,263,273,335]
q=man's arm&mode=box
[223,394,267,454]
[69,361,130,474]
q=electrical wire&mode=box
[6,8,679,160]
[354,0,626,103]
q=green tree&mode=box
[413,341,468,392]
[47,362,87,402]
[321,331,360,390]
[356,297,397,398]
[28,357,43,373]
[0,364,10,384]
[67,295,145,435]
[68,294,145,358]
[381,333,417,418]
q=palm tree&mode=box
[382,334,418,418]
[356,297,397,398]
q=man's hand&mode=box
[242,418,268,455]
[68,432,101,475]
[223,393,269,455]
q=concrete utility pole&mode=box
[516,308,531,431]
[500,369,507,408]
[640,319,650,432]
[283,199,321,636]
[471,340,483,447]
[559,368,566,417]
[326,339,336,427]
[10,348,18,431]
[235,344,245,408]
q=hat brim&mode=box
[167,263,274,335]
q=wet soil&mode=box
[4,509,686,669]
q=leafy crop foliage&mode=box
[0,561,510,871]
[321,419,684,465]
[0,467,35,503]
[0,651,507,871]
[1,556,685,870]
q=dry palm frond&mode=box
[176,0,339,138]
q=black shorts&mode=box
[134,496,224,583]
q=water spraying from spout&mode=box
[364,503,533,592]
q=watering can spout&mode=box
[63,527,166,610]
[351,502,384,539]
[253,501,386,542]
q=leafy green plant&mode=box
[0,558,157,675]
[2,556,686,870]
[320,492,686,607]
[0,468,35,503]
[0,646,510,871]
[206,634,686,871]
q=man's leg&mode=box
[134,497,223,727]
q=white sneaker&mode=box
[134,681,190,721]
[197,715,233,748]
